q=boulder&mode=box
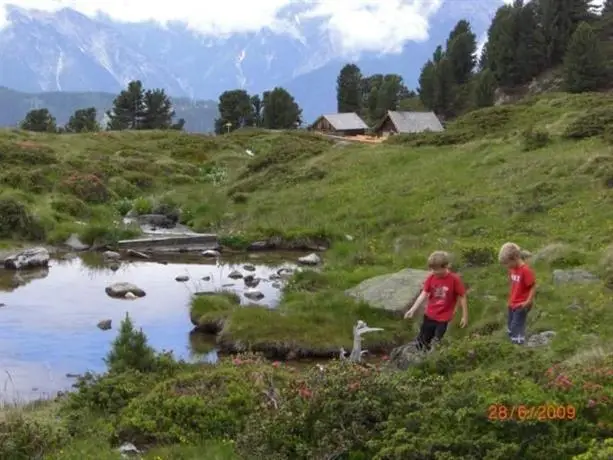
[103,251,121,260]
[390,342,427,370]
[97,319,112,330]
[175,275,189,282]
[345,268,429,314]
[3,247,50,270]
[552,269,599,285]
[105,282,146,299]
[244,274,260,288]
[228,270,243,279]
[244,288,264,300]
[298,253,321,265]
[137,214,176,229]
[202,249,221,258]
[243,263,256,272]
[527,330,556,348]
[64,234,89,251]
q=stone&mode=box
[105,282,146,298]
[125,292,137,300]
[109,263,120,271]
[244,274,260,288]
[3,247,50,270]
[127,249,150,259]
[390,342,427,370]
[64,234,89,251]
[533,243,583,266]
[298,253,321,265]
[244,288,264,300]
[526,330,556,348]
[202,249,221,258]
[228,270,243,279]
[0,303,5,308]
[175,275,189,282]
[552,269,599,285]
[243,263,256,272]
[272,282,282,289]
[202,276,211,281]
[97,319,112,330]
[103,251,121,260]
[118,442,140,456]
[137,214,176,229]
[345,268,429,313]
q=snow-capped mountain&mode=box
[0,1,503,124]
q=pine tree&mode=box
[104,313,156,374]
[106,80,146,130]
[418,60,437,110]
[487,5,524,87]
[473,69,498,108]
[446,20,477,85]
[65,107,99,133]
[563,21,608,92]
[20,108,56,132]
[336,64,363,113]
[261,87,302,129]
[141,89,176,129]
[214,89,255,134]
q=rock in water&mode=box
[202,250,221,258]
[175,275,189,282]
[3,247,50,270]
[64,234,89,251]
[97,319,112,330]
[298,253,321,265]
[103,251,121,260]
[244,288,264,300]
[228,270,243,279]
[345,268,429,314]
[105,282,146,299]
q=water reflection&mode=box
[0,253,292,402]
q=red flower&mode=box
[381,355,390,361]
[272,361,281,368]
[298,387,312,399]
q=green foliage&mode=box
[20,108,57,132]
[50,195,89,218]
[564,22,609,93]
[522,128,551,151]
[215,89,256,134]
[0,411,67,459]
[261,87,302,129]
[563,107,613,139]
[105,313,157,374]
[472,69,497,108]
[65,107,100,133]
[336,64,363,113]
[0,194,45,240]
[58,173,110,204]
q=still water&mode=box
[0,252,291,403]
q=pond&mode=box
[0,251,296,403]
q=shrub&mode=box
[385,130,475,146]
[0,195,45,240]
[460,245,496,267]
[59,173,110,204]
[0,167,54,194]
[114,198,133,217]
[122,171,155,190]
[132,197,153,215]
[0,412,67,459]
[564,107,613,139]
[50,195,89,217]
[78,223,141,246]
[114,355,288,446]
[108,176,139,199]
[522,128,550,151]
[105,313,157,374]
[0,141,57,165]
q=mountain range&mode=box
[0,1,504,130]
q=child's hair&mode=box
[498,242,522,263]
[427,251,450,269]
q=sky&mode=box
[0,0,605,55]
[0,0,443,54]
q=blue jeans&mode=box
[507,304,531,344]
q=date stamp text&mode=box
[488,404,576,421]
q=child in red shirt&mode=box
[498,242,536,345]
[404,251,468,351]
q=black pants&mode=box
[416,315,448,351]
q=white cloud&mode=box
[0,0,444,55]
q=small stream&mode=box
[0,252,296,403]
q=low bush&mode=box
[0,195,45,240]
[58,173,110,204]
[50,195,89,218]
[0,412,67,459]
[563,107,613,139]
[522,128,551,151]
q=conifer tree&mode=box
[563,21,608,93]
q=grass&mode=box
[3,91,613,458]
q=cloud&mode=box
[0,0,444,55]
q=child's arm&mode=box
[458,295,468,327]
[404,291,427,319]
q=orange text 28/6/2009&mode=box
[487,404,577,421]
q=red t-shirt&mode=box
[508,264,536,309]
[422,272,466,322]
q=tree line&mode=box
[336,0,612,122]
[19,80,184,133]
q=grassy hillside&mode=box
[2,92,613,459]
[0,86,218,132]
